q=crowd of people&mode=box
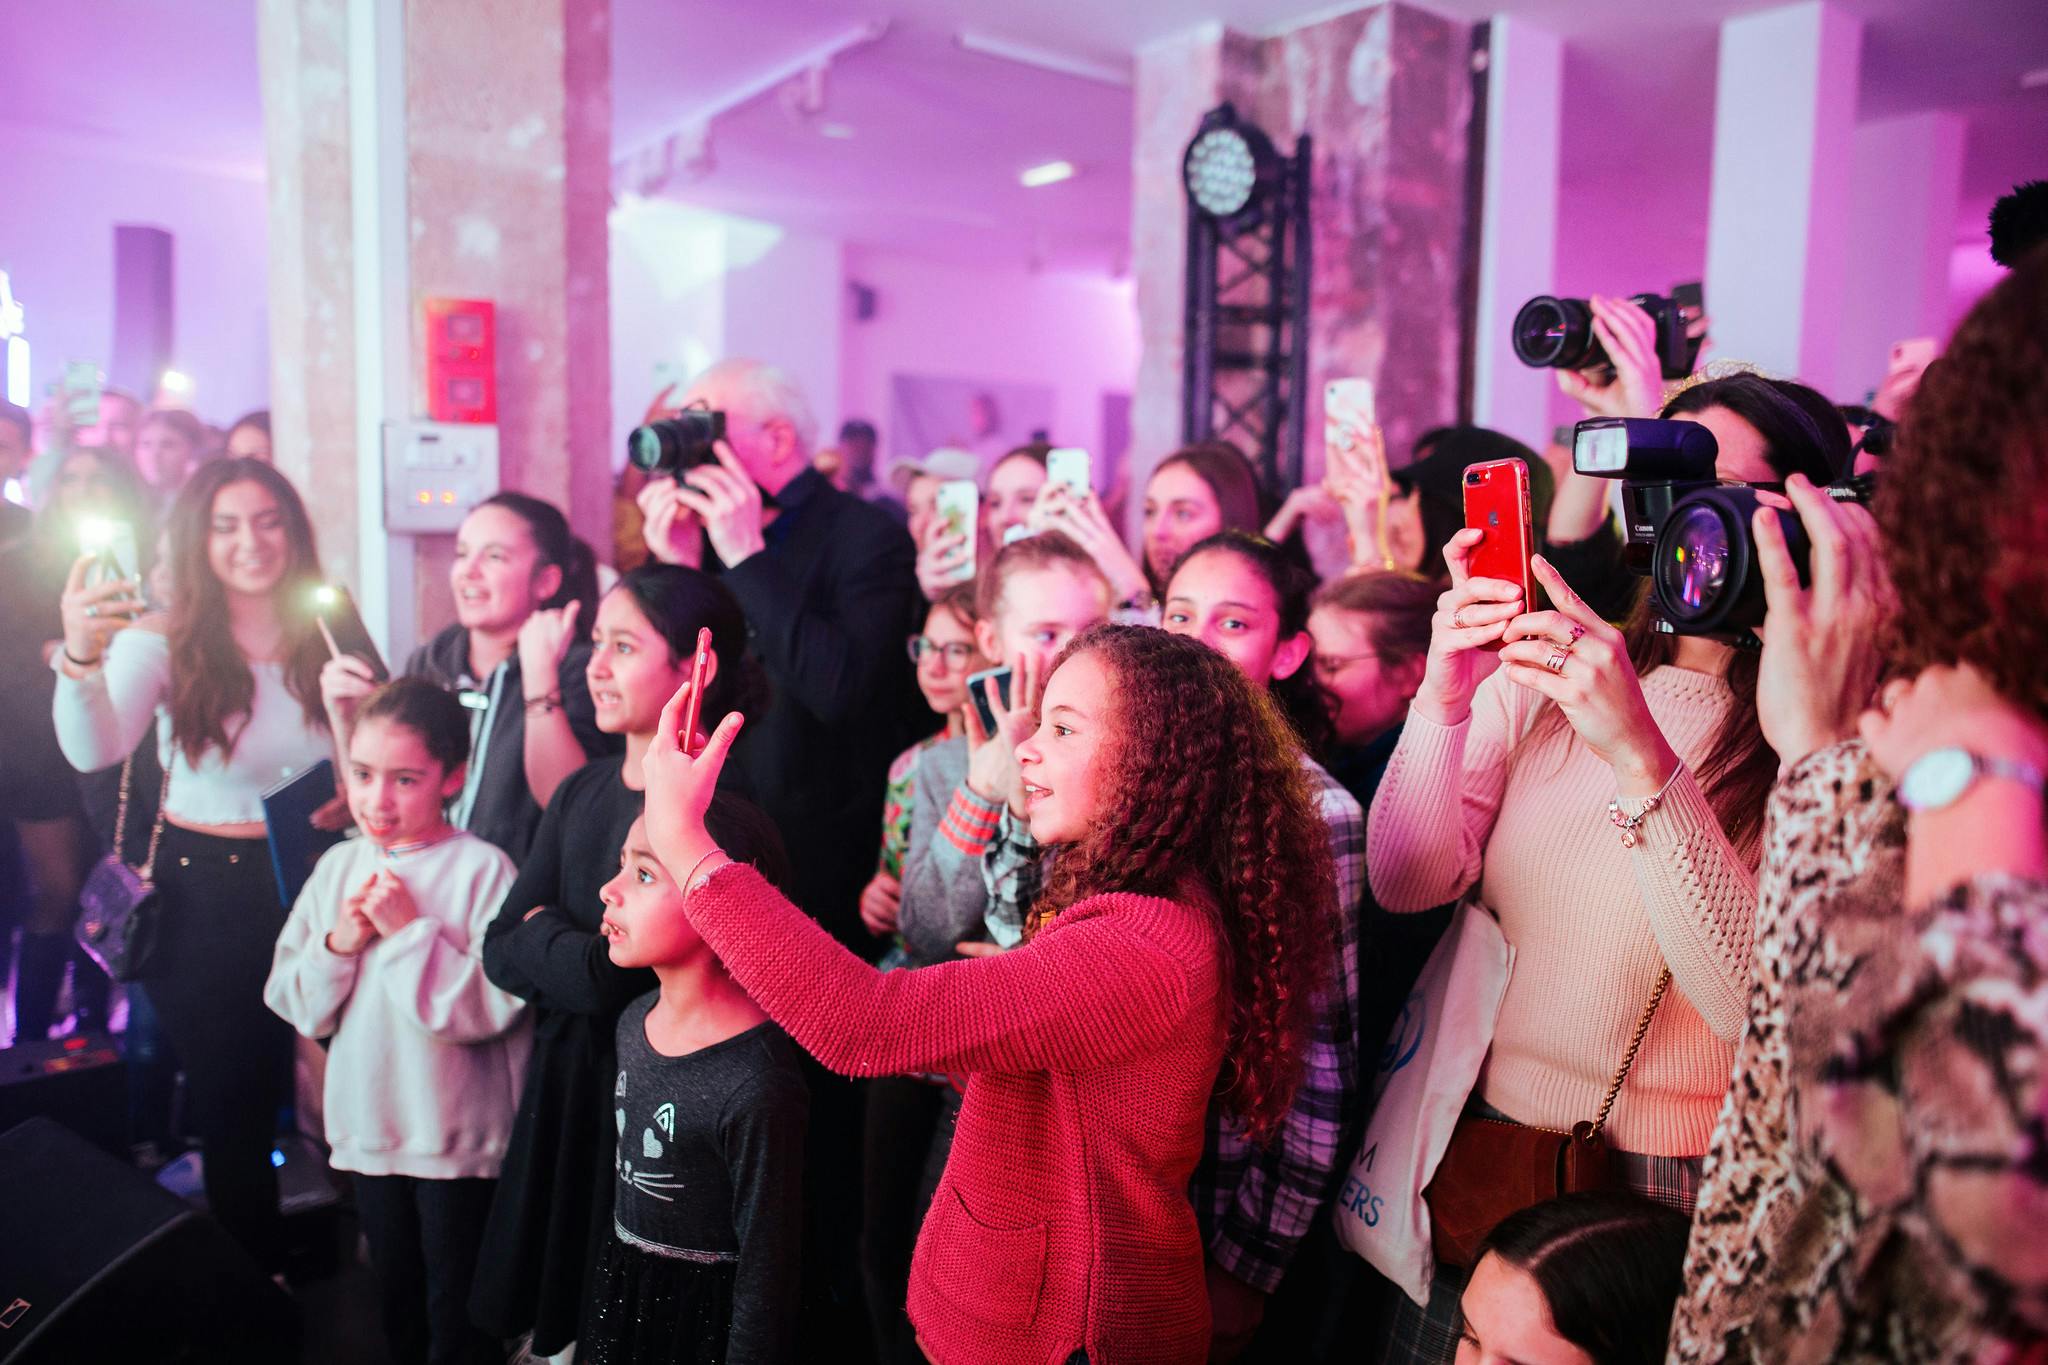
[1,195,2045,1365]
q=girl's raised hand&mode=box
[58,553,145,667]
[517,600,583,685]
[1409,529,1518,726]
[641,685,745,881]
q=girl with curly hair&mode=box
[638,624,1334,1365]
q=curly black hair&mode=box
[1988,179,2048,269]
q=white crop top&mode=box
[52,627,333,827]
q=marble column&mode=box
[261,0,611,652]
[1129,2,1477,508]
[1469,17,1563,453]
[1703,1,1863,382]
[1833,111,1964,402]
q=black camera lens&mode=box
[1512,295,1603,371]
[625,409,726,477]
[1655,501,1735,620]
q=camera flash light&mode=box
[77,516,115,550]
[311,584,339,610]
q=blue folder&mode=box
[262,758,349,908]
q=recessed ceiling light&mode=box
[821,122,856,139]
[1020,160,1076,188]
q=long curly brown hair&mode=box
[1030,624,1334,1144]
[1877,251,2048,723]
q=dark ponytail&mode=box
[611,564,769,724]
[477,491,599,612]
[355,676,472,774]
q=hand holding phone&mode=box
[932,480,979,587]
[1462,458,1540,647]
[1046,448,1092,498]
[679,627,712,756]
[311,584,390,681]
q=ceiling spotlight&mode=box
[1020,160,1076,188]
[159,369,193,396]
[1182,103,1278,221]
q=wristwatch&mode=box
[1896,747,2047,812]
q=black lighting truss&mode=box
[1181,103,1312,492]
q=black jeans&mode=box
[143,827,294,1269]
[353,1174,501,1365]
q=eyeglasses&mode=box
[1311,651,1380,681]
[908,636,978,666]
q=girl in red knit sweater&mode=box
[641,624,1334,1365]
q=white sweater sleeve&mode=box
[265,849,364,1039]
[52,626,170,773]
[375,845,529,1044]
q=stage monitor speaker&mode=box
[0,1117,299,1364]
[0,1034,127,1157]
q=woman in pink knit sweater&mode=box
[1365,373,1846,1362]
[641,624,1335,1365]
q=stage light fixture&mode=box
[1182,106,1278,221]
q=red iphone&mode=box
[1462,458,1539,637]
[680,627,712,755]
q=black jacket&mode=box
[405,623,618,863]
[714,469,924,945]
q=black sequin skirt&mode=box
[582,1232,737,1365]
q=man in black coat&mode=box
[635,359,923,949]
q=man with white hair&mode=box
[637,359,922,944]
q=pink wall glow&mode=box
[0,130,271,422]
[839,244,1140,483]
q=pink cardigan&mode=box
[685,861,1224,1365]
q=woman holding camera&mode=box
[1364,373,1841,1360]
[51,457,332,1270]
[1671,253,2048,1363]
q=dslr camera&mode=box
[1513,289,1703,381]
[626,404,726,479]
[1572,417,1869,642]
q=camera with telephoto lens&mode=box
[1572,416,1870,642]
[626,405,726,478]
[1513,292,1701,381]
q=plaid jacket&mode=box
[982,754,1367,1292]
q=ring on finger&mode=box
[1568,623,1587,642]
[1544,646,1571,674]
[85,604,98,619]
[1451,608,1467,630]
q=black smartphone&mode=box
[312,584,390,682]
[965,666,1013,738]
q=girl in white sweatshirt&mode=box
[266,676,530,1365]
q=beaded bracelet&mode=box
[1608,766,1683,849]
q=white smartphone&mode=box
[79,516,141,589]
[1325,378,1384,486]
[934,480,979,585]
[1047,447,1092,498]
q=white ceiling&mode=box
[2,0,2043,270]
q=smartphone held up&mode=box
[1461,458,1540,644]
[311,584,390,681]
[934,480,979,587]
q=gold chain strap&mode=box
[1590,967,1671,1136]
[109,751,172,883]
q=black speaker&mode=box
[0,1117,299,1364]
[0,1034,127,1157]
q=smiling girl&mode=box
[637,624,1334,1365]
[53,457,331,1269]
[322,492,612,862]
[472,564,764,1361]
[266,677,529,1365]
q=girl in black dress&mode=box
[586,804,805,1365]
[473,564,763,1359]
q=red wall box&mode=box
[424,297,496,423]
